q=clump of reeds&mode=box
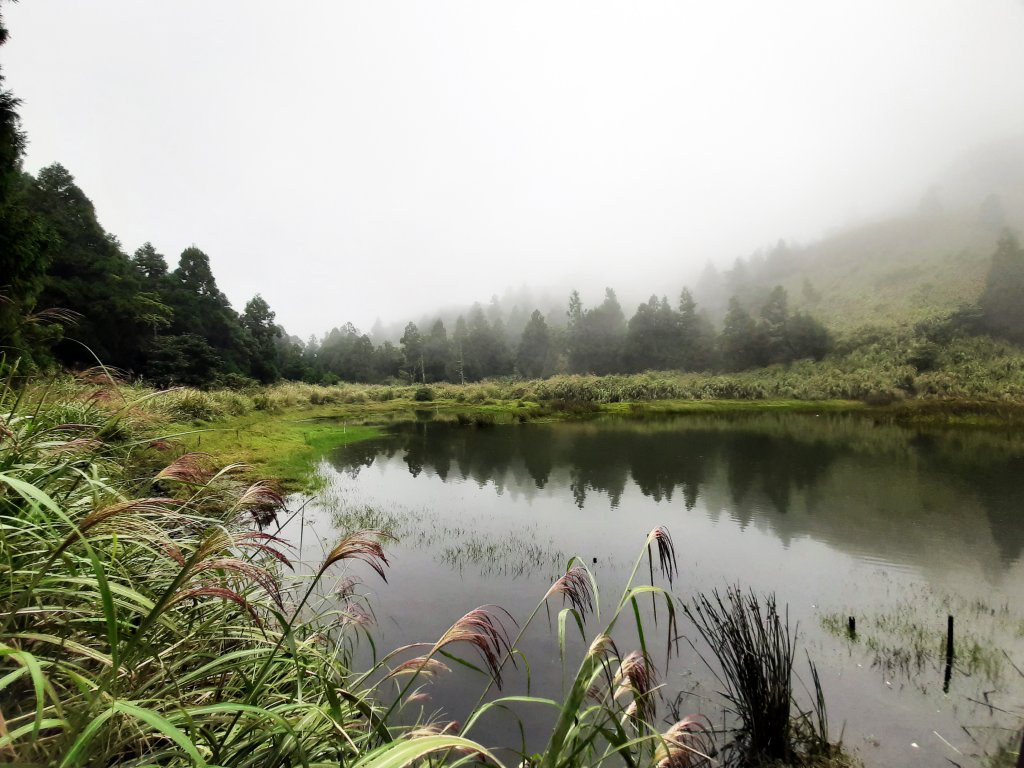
[684,587,835,766]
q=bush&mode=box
[161,388,225,421]
[413,386,434,402]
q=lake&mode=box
[285,412,1024,767]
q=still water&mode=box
[288,413,1024,767]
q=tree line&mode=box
[6,152,1024,389]
[0,148,831,387]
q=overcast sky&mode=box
[6,1,1024,337]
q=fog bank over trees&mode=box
[5,1,1024,337]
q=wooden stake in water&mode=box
[943,615,954,693]
[847,616,856,638]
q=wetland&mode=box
[286,411,1024,768]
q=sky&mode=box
[5,1,1024,338]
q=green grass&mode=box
[170,410,383,490]
[0,369,862,767]
[819,583,1024,692]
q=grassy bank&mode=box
[172,410,383,489]
[167,396,866,490]
[163,380,1024,491]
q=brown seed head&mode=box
[654,715,715,768]
[647,525,678,586]
[319,530,393,581]
[544,563,594,620]
[432,606,515,688]
[156,453,214,485]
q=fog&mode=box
[5,1,1024,338]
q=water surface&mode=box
[288,413,1024,767]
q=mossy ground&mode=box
[168,410,382,490]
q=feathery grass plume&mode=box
[192,526,235,563]
[407,720,461,738]
[646,525,678,587]
[234,530,294,569]
[74,497,179,537]
[613,649,657,723]
[43,436,102,455]
[432,606,515,688]
[20,306,81,329]
[654,715,715,768]
[233,481,285,527]
[544,562,594,620]
[50,497,179,559]
[587,632,617,660]
[191,557,284,609]
[339,601,374,628]
[319,529,394,580]
[162,541,186,566]
[166,585,262,624]
[385,656,452,680]
[155,452,214,485]
[76,365,126,388]
[334,576,362,598]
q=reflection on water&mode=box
[334,414,1024,573]
[295,413,1024,768]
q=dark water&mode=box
[288,413,1024,767]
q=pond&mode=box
[285,412,1024,767]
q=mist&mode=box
[5,1,1024,338]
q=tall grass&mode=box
[684,588,836,767]
[30,330,1024,432]
[0,369,404,765]
[154,344,1024,423]
[1,368,852,767]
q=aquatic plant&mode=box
[684,587,834,767]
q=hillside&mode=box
[718,137,1024,333]
[774,212,1000,330]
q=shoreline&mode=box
[170,394,1024,490]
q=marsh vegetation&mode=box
[296,409,1024,767]
[1,371,884,767]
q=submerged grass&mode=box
[819,584,1024,691]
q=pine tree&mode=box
[980,230,1024,344]
[0,10,53,367]
[400,322,424,382]
[241,294,282,383]
[721,297,758,371]
[516,309,551,378]
[423,319,452,382]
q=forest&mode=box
[4,149,1024,388]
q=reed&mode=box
[684,587,835,767]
